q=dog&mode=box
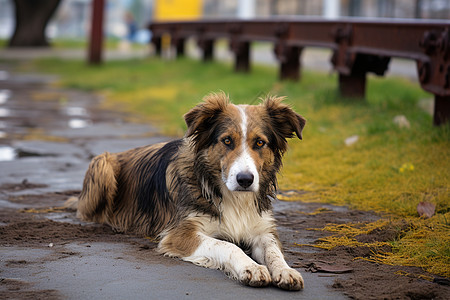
[70,92,306,290]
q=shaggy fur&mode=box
[70,92,306,290]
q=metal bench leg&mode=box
[434,96,450,126]
[231,41,250,73]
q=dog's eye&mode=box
[255,140,266,148]
[223,138,232,146]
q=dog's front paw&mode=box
[238,264,271,287]
[272,267,304,291]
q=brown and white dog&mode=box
[71,92,306,290]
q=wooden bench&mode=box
[149,18,450,126]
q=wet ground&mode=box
[0,61,448,300]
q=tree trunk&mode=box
[9,0,61,47]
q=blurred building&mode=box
[0,0,153,41]
[203,0,450,19]
[154,0,202,20]
[49,0,153,40]
[0,0,448,41]
[0,0,14,38]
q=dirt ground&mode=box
[0,62,449,299]
[1,187,449,299]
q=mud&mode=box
[1,62,448,299]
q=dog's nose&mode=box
[236,172,254,189]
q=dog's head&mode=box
[184,92,305,194]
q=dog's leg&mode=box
[251,233,304,290]
[162,232,271,287]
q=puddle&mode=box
[66,107,91,129]
[0,146,16,161]
[0,107,11,117]
[64,106,88,117]
[0,70,9,80]
[0,146,51,160]
[68,119,91,129]
[0,199,27,209]
[0,89,11,104]
[45,212,83,224]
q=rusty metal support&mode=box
[274,43,302,80]
[149,19,450,125]
[434,96,450,125]
[339,73,366,98]
[88,0,105,65]
[273,23,301,80]
[151,36,162,56]
[172,36,185,58]
[198,39,214,61]
[280,46,301,81]
[335,53,391,98]
[230,40,250,72]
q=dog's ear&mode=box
[264,96,306,152]
[184,92,229,150]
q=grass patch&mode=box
[50,38,149,51]
[31,57,449,277]
[0,38,146,51]
[305,217,450,277]
[0,39,8,48]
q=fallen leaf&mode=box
[417,202,436,218]
[305,262,353,274]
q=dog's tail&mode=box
[76,152,120,223]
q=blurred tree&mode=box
[9,0,61,47]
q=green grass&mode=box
[50,38,149,50]
[0,39,8,47]
[1,38,90,49]
[31,57,450,277]
[1,37,146,50]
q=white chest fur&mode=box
[204,191,275,244]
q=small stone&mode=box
[345,135,359,146]
[393,115,410,129]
